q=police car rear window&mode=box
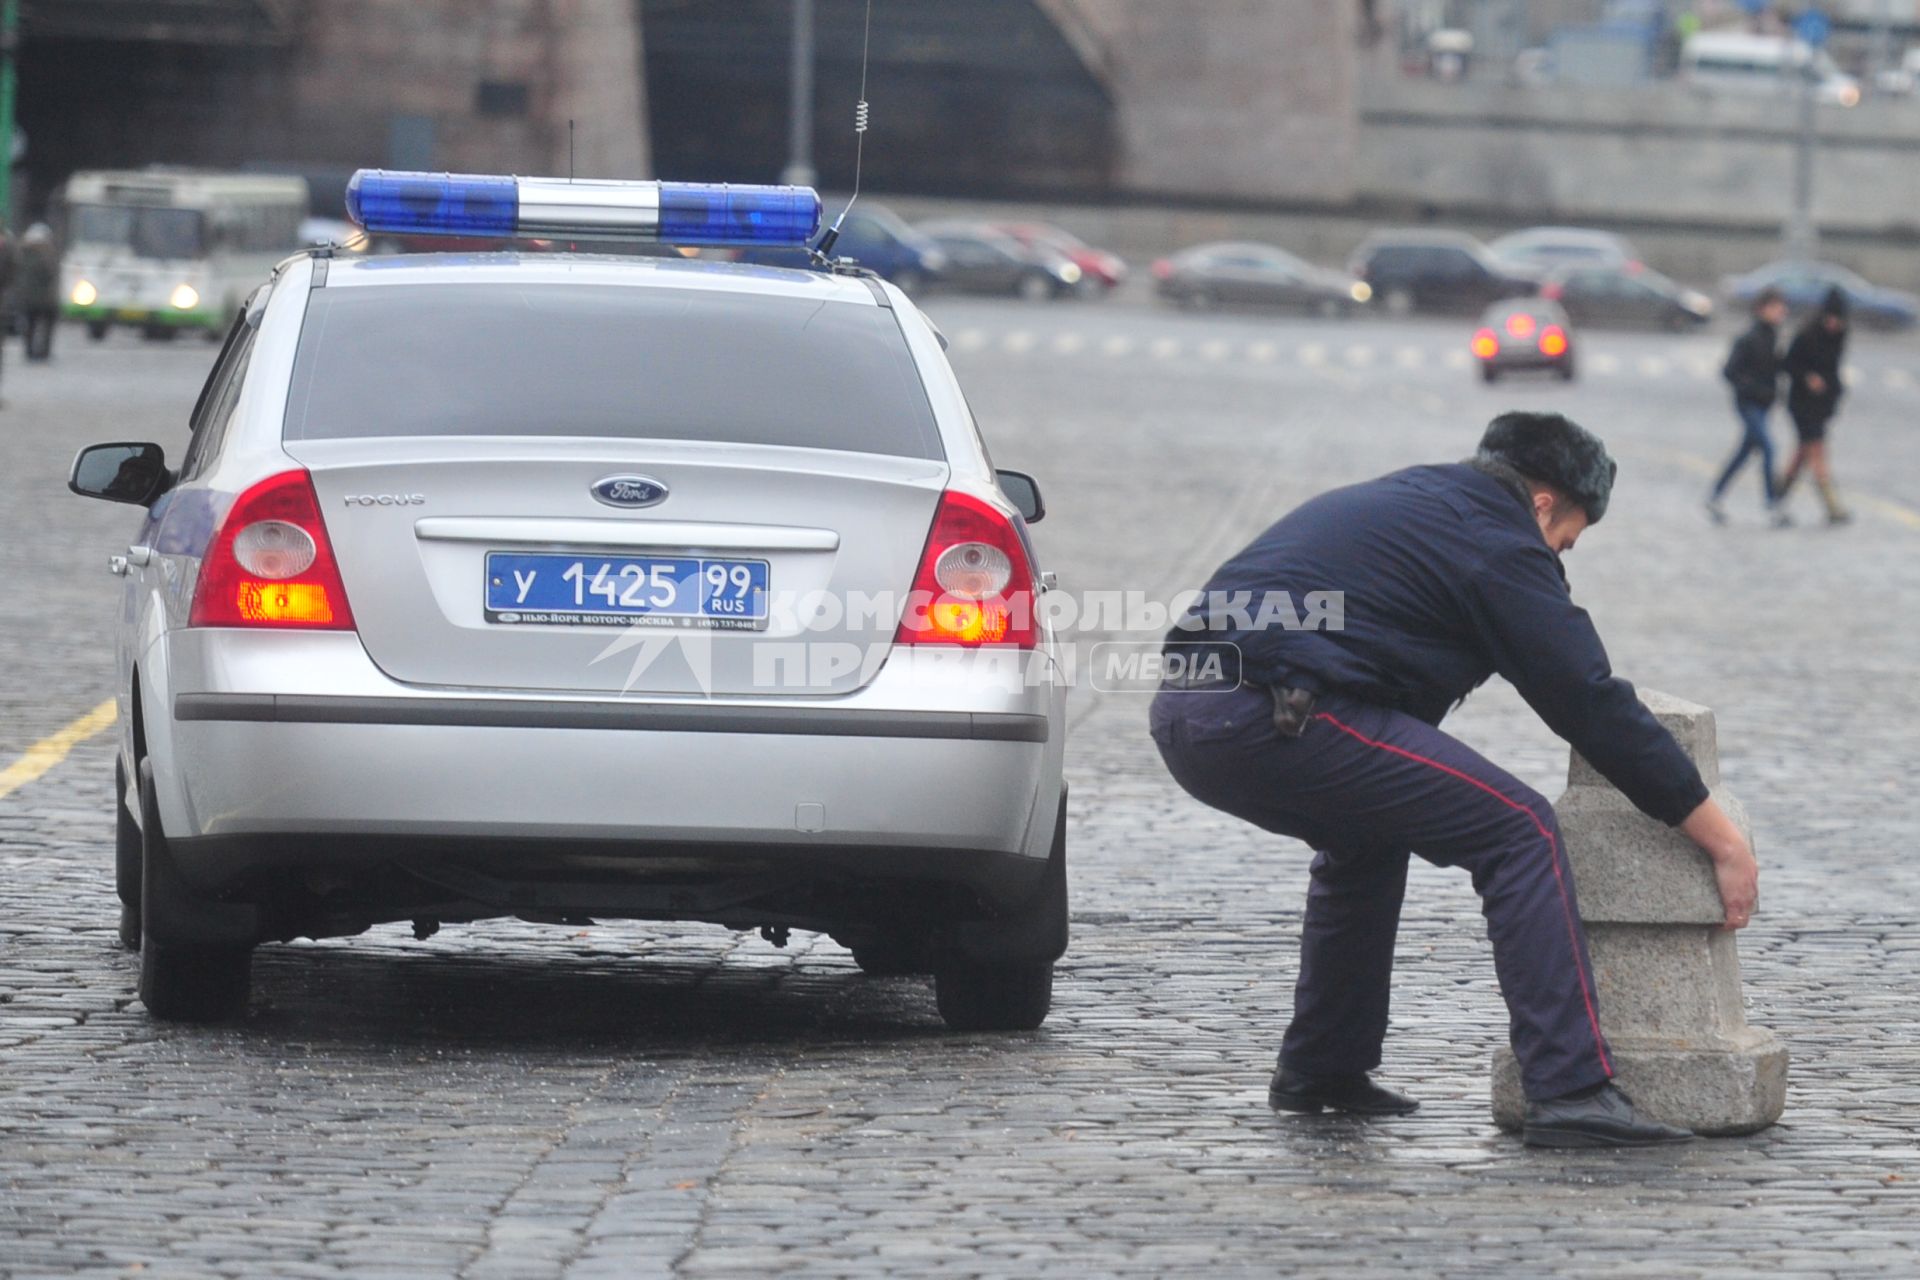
[281,282,943,459]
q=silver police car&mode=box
[69,173,1068,1028]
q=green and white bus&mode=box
[58,168,309,341]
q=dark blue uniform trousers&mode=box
[1151,685,1615,1101]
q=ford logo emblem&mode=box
[591,475,669,508]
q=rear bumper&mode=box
[146,630,1065,868]
[62,303,223,329]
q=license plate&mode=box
[485,552,769,629]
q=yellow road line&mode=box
[1656,447,1920,529]
[0,700,117,803]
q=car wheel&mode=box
[1314,297,1344,320]
[1384,288,1415,317]
[891,268,926,298]
[934,962,1053,1031]
[86,321,110,342]
[1557,359,1578,382]
[136,761,252,1021]
[115,757,142,951]
[1017,272,1054,303]
[1663,310,1692,333]
[1179,288,1217,312]
[141,326,178,343]
[1480,364,1500,384]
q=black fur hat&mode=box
[1476,412,1617,524]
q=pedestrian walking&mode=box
[1708,287,1789,527]
[1151,412,1759,1148]
[17,224,60,363]
[1777,287,1852,525]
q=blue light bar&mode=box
[344,170,822,247]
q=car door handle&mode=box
[107,554,130,577]
[125,545,153,567]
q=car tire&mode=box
[1557,360,1578,382]
[141,326,178,343]
[1384,288,1415,317]
[115,756,142,952]
[1480,364,1500,384]
[136,761,252,1022]
[140,938,253,1022]
[86,321,110,342]
[934,962,1053,1032]
[1179,288,1216,312]
[1017,272,1054,303]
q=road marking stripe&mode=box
[1298,343,1328,366]
[1002,331,1035,354]
[1150,337,1181,360]
[1197,339,1231,361]
[1591,353,1622,375]
[1442,350,1470,370]
[1637,356,1670,377]
[953,328,988,352]
[1052,332,1086,355]
[1395,347,1425,369]
[0,700,117,803]
[1344,344,1375,367]
[1100,335,1134,358]
[1248,340,1278,363]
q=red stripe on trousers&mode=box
[1312,711,1613,1078]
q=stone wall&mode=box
[1357,74,1920,237]
[1051,0,1359,204]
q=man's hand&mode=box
[1806,373,1828,394]
[1681,798,1758,929]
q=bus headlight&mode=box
[169,284,200,310]
[71,279,99,307]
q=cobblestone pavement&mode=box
[3,305,1918,1277]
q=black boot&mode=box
[1523,1082,1692,1148]
[1269,1068,1419,1116]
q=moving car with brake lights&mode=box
[1721,260,1917,332]
[69,170,1069,1030]
[1150,242,1372,315]
[1472,299,1577,383]
[916,221,1083,300]
[993,222,1126,295]
[1541,263,1713,331]
[1348,229,1539,315]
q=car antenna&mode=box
[811,0,873,266]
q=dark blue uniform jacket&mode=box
[1171,462,1709,826]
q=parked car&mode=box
[1151,241,1371,315]
[919,221,1082,300]
[1541,262,1713,331]
[736,202,948,296]
[1722,260,1918,332]
[1348,230,1539,315]
[994,222,1126,294]
[1489,226,1640,272]
[1471,299,1578,383]
[68,171,1069,1030]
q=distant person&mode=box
[1777,288,1852,525]
[0,228,15,403]
[17,223,59,363]
[1708,288,1789,527]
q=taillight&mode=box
[1151,258,1173,281]
[895,490,1038,648]
[1540,325,1570,357]
[1505,312,1536,339]
[1541,282,1563,301]
[189,470,356,629]
[1471,329,1499,360]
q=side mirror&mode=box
[997,470,1045,524]
[70,442,174,507]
